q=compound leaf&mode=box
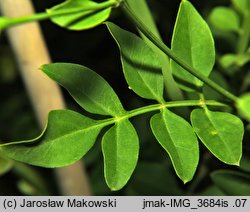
[47,0,112,30]
[191,109,244,165]
[0,110,105,167]
[211,170,250,195]
[107,22,164,102]
[237,93,250,121]
[41,63,125,116]
[126,0,183,101]
[102,119,139,190]
[170,0,215,91]
[150,108,199,183]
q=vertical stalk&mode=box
[0,0,91,195]
[237,12,250,54]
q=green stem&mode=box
[121,1,239,102]
[0,100,228,147]
[123,100,226,120]
[237,12,250,54]
[0,0,118,30]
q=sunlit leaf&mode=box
[150,108,199,183]
[170,0,215,91]
[41,63,125,116]
[211,170,250,195]
[191,109,244,165]
[209,7,240,32]
[102,119,139,190]
[0,110,105,167]
[47,0,113,30]
[107,22,164,102]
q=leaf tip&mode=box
[182,179,190,185]
[233,161,240,166]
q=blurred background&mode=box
[0,0,250,195]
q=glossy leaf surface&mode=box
[0,110,104,167]
[191,109,244,165]
[41,63,125,116]
[150,109,199,183]
[47,0,112,30]
[170,1,215,91]
[102,119,139,190]
[107,22,164,102]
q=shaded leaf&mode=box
[13,162,50,195]
[47,0,113,30]
[17,180,39,195]
[237,93,250,121]
[0,156,13,176]
[211,170,250,195]
[102,119,139,190]
[219,54,239,75]
[41,63,125,116]
[239,155,250,173]
[232,0,250,15]
[150,108,199,183]
[0,110,105,167]
[170,0,215,91]
[191,109,244,165]
[198,185,225,196]
[209,7,240,32]
[126,0,183,101]
[203,72,230,101]
[107,22,164,102]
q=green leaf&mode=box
[107,22,164,102]
[237,93,250,121]
[232,0,250,15]
[13,162,50,195]
[198,186,225,196]
[41,63,125,116]
[47,0,113,30]
[170,0,215,91]
[0,156,13,176]
[126,0,183,101]
[219,54,238,75]
[211,170,250,195]
[102,119,139,190]
[239,155,250,173]
[191,109,244,165]
[0,110,105,167]
[17,180,39,195]
[203,72,230,101]
[209,7,240,32]
[150,108,199,183]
